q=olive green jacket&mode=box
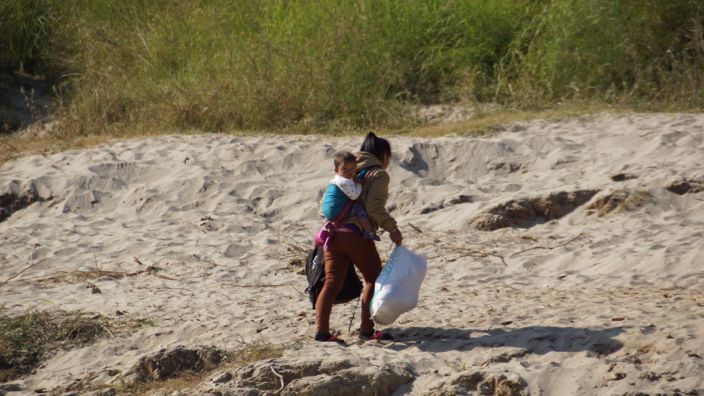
[342,151,398,233]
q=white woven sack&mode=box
[370,245,427,325]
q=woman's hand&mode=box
[389,229,403,246]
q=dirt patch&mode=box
[471,190,599,231]
[0,189,47,223]
[420,194,474,214]
[664,178,704,195]
[587,190,654,217]
[120,345,225,385]
[610,173,638,182]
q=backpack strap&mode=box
[332,199,354,223]
[358,166,381,184]
[317,199,354,251]
[315,167,378,250]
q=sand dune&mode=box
[1,113,703,395]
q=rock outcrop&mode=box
[471,190,599,231]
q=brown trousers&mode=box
[315,231,382,335]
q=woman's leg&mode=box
[333,232,382,334]
[315,243,350,335]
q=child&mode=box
[321,151,380,241]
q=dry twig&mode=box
[429,247,507,266]
[270,366,285,392]
[0,246,49,288]
[20,266,175,286]
[223,282,296,288]
[408,223,423,234]
[101,324,115,338]
[510,234,585,257]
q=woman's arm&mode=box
[364,171,398,233]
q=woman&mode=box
[314,132,403,343]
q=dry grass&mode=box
[107,342,284,395]
[20,265,175,287]
[123,371,214,395]
[0,310,145,382]
[587,190,654,217]
[227,342,285,366]
[0,105,612,168]
[395,106,611,137]
[1,131,113,167]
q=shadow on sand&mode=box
[385,325,627,356]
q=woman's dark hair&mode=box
[360,132,391,161]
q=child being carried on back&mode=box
[321,151,380,241]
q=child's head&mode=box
[333,151,357,179]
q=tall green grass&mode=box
[2,0,703,135]
[0,0,53,73]
[502,0,704,106]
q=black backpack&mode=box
[304,245,362,309]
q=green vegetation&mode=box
[1,0,703,137]
[0,310,106,381]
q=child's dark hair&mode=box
[333,151,356,171]
[360,131,391,161]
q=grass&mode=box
[0,0,702,142]
[0,310,106,382]
[0,309,156,383]
[588,190,655,217]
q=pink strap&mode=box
[333,200,354,223]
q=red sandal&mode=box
[314,332,346,344]
[360,330,394,341]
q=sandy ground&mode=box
[1,112,703,395]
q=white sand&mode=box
[1,112,703,395]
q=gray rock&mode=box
[424,370,528,396]
[106,369,120,377]
[0,384,22,392]
[665,178,704,195]
[121,345,225,385]
[282,363,413,396]
[233,357,414,396]
[212,371,233,384]
[587,190,653,217]
[471,189,599,231]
